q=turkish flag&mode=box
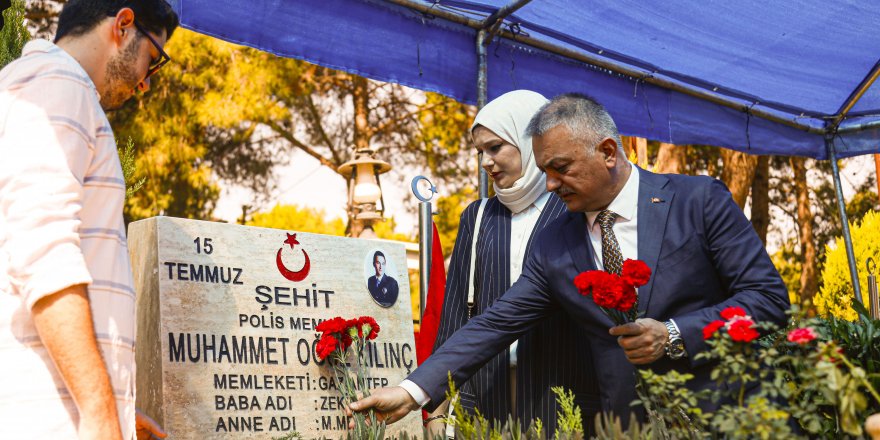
[415,223,446,365]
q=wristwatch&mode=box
[664,320,687,360]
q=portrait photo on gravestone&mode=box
[128,217,421,438]
[364,248,400,308]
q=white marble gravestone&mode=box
[128,217,422,439]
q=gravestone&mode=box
[129,217,422,438]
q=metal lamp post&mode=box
[338,148,391,238]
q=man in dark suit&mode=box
[368,250,399,307]
[348,93,790,424]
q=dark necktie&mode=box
[596,209,623,275]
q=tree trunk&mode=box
[347,77,371,237]
[750,156,771,244]
[791,157,818,303]
[653,142,687,174]
[719,149,758,209]
[875,153,880,197]
[352,76,370,151]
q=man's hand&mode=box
[135,409,167,440]
[609,318,668,365]
[346,386,419,426]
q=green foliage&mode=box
[271,432,304,440]
[247,204,346,236]
[627,306,880,439]
[814,313,880,404]
[246,203,412,242]
[551,387,583,440]
[0,0,29,69]
[769,240,801,305]
[434,186,477,256]
[441,373,546,439]
[106,28,474,225]
[592,412,650,440]
[634,369,706,439]
[117,137,146,199]
[816,209,880,320]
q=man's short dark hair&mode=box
[55,0,179,43]
[373,250,385,264]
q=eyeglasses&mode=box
[132,21,170,80]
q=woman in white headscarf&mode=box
[427,90,599,435]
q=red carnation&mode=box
[341,333,353,350]
[621,259,651,287]
[720,306,747,321]
[590,273,626,309]
[358,316,380,340]
[702,320,725,340]
[315,334,339,360]
[316,317,348,335]
[787,327,818,345]
[574,271,606,295]
[727,318,759,343]
[615,282,638,313]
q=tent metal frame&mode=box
[389,0,879,311]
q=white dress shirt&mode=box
[585,162,640,267]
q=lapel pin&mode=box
[651,197,664,203]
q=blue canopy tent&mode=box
[168,0,880,305]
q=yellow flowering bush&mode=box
[816,210,880,320]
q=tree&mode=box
[1,0,29,68]
[246,203,413,242]
[719,149,758,209]
[791,156,818,302]
[750,156,771,243]
[103,29,474,229]
[246,204,345,236]
[652,142,687,174]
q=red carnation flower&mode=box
[316,317,348,335]
[590,273,626,309]
[702,320,725,340]
[787,327,818,345]
[315,334,339,360]
[720,306,747,321]
[615,282,638,313]
[621,259,651,287]
[727,318,759,343]
[574,271,606,295]
[358,316,380,340]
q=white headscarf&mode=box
[471,90,549,214]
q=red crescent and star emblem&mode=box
[275,233,311,281]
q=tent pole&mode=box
[477,29,489,199]
[830,58,880,129]
[474,0,532,200]
[826,136,863,306]
[822,60,880,313]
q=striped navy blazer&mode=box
[433,193,599,432]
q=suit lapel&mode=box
[562,211,596,275]
[636,168,674,314]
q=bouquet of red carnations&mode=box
[573,259,651,325]
[315,316,383,438]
